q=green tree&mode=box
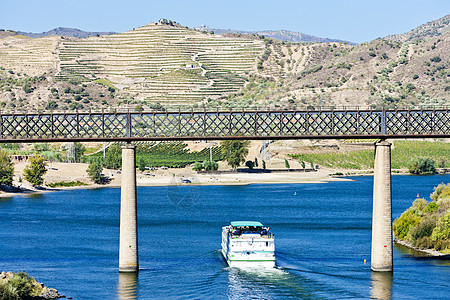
[408,157,436,175]
[284,158,290,170]
[87,162,104,184]
[301,161,306,171]
[138,157,146,172]
[254,157,258,167]
[23,154,47,186]
[220,140,250,171]
[104,144,122,169]
[262,160,266,170]
[73,142,86,163]
[0,148,14,186]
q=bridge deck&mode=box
[0,109,449,142]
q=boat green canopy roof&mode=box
[231,221,264,227]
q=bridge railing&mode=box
[0,108,449,142]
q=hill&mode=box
[385,14,450,43]
[0,17,448,112]
[195,26,353,44]
[16,27,116,38]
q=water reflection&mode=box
[370,271,392,300]
[117,272,139,300]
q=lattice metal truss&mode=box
[0,109,449,142]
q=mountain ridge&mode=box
[16,27,116,38]
[195,25,354,44]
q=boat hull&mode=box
[221,248,276,268]
[221,225,276,268]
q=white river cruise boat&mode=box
[221,221,275,267]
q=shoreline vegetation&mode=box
[1,139,449,199]
[393,183,450,256]
[0,271,65,299]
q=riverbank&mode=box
[394,239,448,257]
[0,161,354,198]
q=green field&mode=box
[289,141,450,170]
[86,142,223,168]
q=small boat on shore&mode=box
[221,221,275,267]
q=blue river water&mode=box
[1,174,449,299]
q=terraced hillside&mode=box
[0,16,449,112]
[0,35,59,76]
[57,23,264,103]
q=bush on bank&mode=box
[0,272,40,299]
[393,183,450,253]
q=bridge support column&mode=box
[119,143,139,272]
[371,140,393,272]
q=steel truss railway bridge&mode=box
[1,107,449,273]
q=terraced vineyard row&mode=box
[86,141,223,168]
[0,36,59,76]
[57,23,265,104]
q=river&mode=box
[1,175,449,299]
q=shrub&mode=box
[425,201,438,213]
[430,56,441,62]
[409,217,436,243]
[46,100,58,109]
[431,212,450,252]
[7,272,34,298]
[414,236,433,249]
[245,160,254,170]
[430,183,450,201]
[192,161,203,171]
[47,181,88,188]
[203,160,218,171]
[408,157,436,175]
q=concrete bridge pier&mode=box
[119,143,139,272]
[371,140,393,272]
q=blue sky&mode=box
[1,0,449,43]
